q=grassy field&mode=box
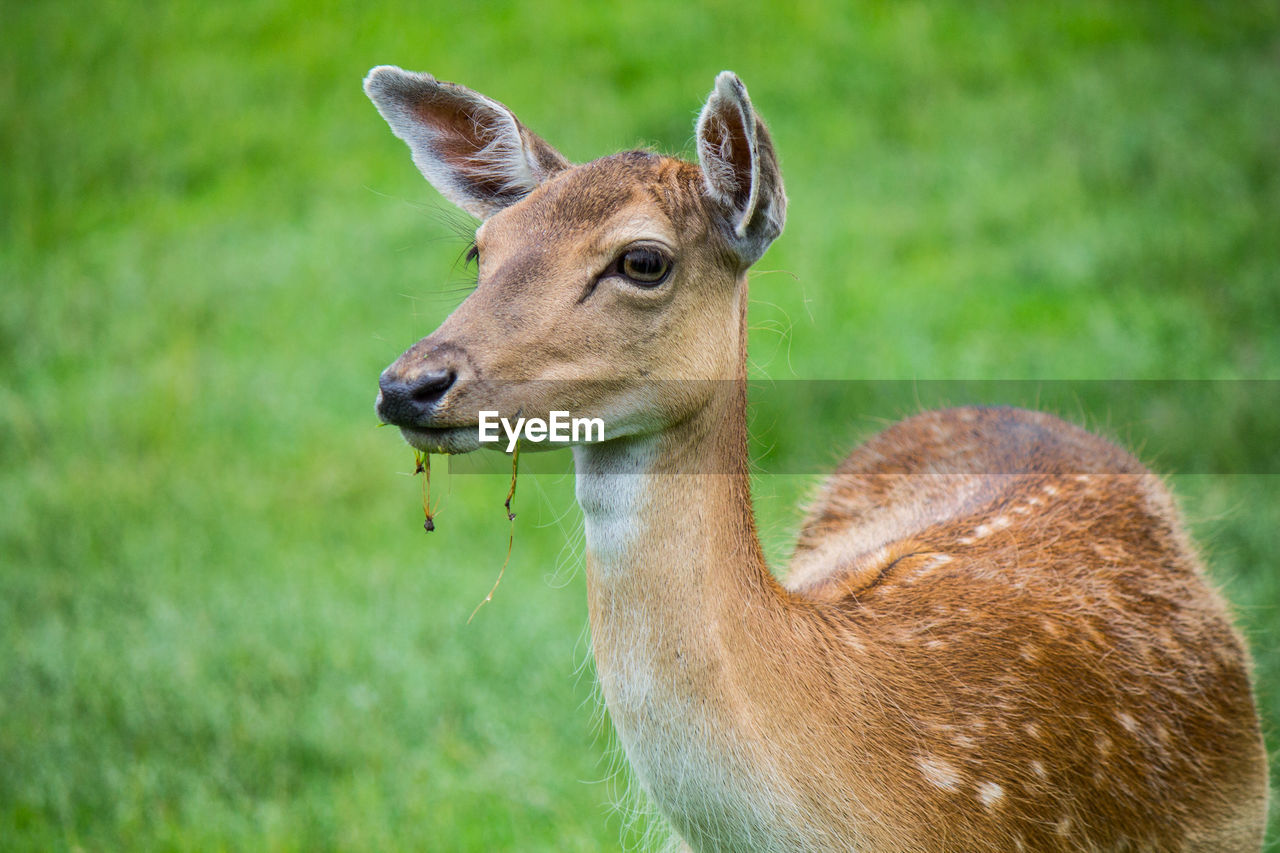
[3,1,1277,849]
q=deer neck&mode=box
[572,376,775,602]
[570,288,799,835]
[571,281,783,665]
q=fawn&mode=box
[365,67,1268,851]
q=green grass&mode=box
[2,1,1277,849]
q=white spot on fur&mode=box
[1042,484,1059,496]
[976,781,1004,808]
[1116,711,1139,734]
[917,756,962,791]
[905,553,953,585]
[1056,816,1073,836]
[1030,760,1047,779]
[1024,721,1042,740]
[1095,734,1113,756]
[1019,645,1040,663]
[842,633,866,654]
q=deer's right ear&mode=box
[363,66,570,220]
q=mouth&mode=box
[395,424,482,454]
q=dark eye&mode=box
[620,248,671,286]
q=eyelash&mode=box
[459,242,671,295]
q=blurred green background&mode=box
[3,1,1277,849]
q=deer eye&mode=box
[619,248,671,286]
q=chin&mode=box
[397,425,482,454]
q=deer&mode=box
[363,66,1268,851]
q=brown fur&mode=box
[782,407,1268,850]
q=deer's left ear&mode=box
[364,66,570,220]
[696,72,787,267]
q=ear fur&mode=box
[363,66,569,219]
[695,72,787,266]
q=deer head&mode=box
[366,67,785,454]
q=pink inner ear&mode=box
[410,92,528,204]
[705,106,754,213]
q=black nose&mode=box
[377,367,457,426]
